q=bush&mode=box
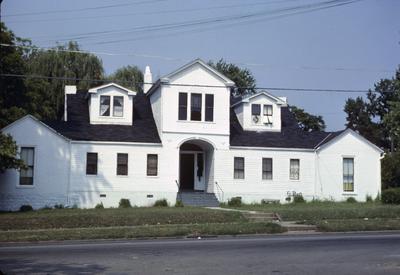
[119,198,132,208]
[381,188,400,204]
[228,197,242,207]
[366,195,373,203]
[154,199,169,207]
[175,200,184,207]
[19,205,33,212]
[293,194,305,203]
[346,197,357,203]
[95,202,104,209]
[54,204,64,209]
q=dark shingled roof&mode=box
[230,105,341,149]
[41,90,342,148]
[43,91,161,143]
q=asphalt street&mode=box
[1,232,400,274]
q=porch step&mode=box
[178,192,220,207]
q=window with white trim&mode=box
[100,96,110,116]
[290,159,300,180]
[262,158,273,180]
[147,154,158,176]
[20,147,34,185]
[343,158,354,192]
[113,96,124,117]
[234,157,245,179]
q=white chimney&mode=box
[64,85,77,121]
[143,65,152,94]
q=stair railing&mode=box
[215,181,224,202]
[175,180,182,202]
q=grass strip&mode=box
[0,207,246,230]
[316,218,400,232]
[0,222,286,242]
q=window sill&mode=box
[16,185,35,189]
[177,120,215,124]
[116,175,129,178]
[146,175,159,178]
[289,179,301,182]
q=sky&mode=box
[2,0,399,131]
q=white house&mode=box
[0,59,384,210]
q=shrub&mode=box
[365,195,373,203]
[154,199,169,207]
[54,204,64,209]
[41,205,52,210]
[261,199,280,205]
[119,198,132,208]
[228,197,242,207]
[293,194,305,203]
[20,205,33,212]
[381,188,400,204]
[95,202,104,209]
[346,197,357,203]
[175,200,184,207]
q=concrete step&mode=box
[178,192,219,207]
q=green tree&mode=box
[289,106,326,132]
[0,133,25,173]
[208,59,256,96]
[108,65,143,92]
[27,41,104,119]
[0,23,30,128]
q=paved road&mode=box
[1,233,400,274]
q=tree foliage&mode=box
[0,133,25,173]
[108,65,143,92]
[289,106,326,132]
[208,59,256,96]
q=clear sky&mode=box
[2,0,399,131]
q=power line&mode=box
[6,0,301,24]
[3,0,168,18]
[29,0,359,44]
[0,73,372,93]
[0,43,394,73]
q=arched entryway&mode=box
[179,139,214,193]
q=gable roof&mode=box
[315,128,384,153]
[231,91,287,108]
[42,90,161,143]
[146,58,235,96]
[88,82,137,96]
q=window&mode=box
[263,105,273,116]
[178,93,187,120]
[205,94,214,122]
[343,158,354,192]
[234,157,245,179]
[147,154,158,176]
[290,159,300,180]
[191,93,202,121]
[113,96,124,117]
[86,152,98,175]
[100,95,110,116]
[262,158,273,180]
[251,104,261,116]
[117,153,128,176]
[19,147,34,185]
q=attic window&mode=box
[100,96,110,116]
[251,104,261,115]
[113,96,124,117]
[263,105,273,116]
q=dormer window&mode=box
[263,105,273,125]
[100,96,110,116]
[113,96,124,117]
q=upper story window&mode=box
[113,96,124,117]
[252,104,273,125]
[205,94,214,122]
[100,95,124,117]
[191,93,202,121]
[343,158,354,192]
[100,96,110,116]
[290,159,300,180]
[178,93,188,120]
[20,147,34,185]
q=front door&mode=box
[180,154,195,190]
